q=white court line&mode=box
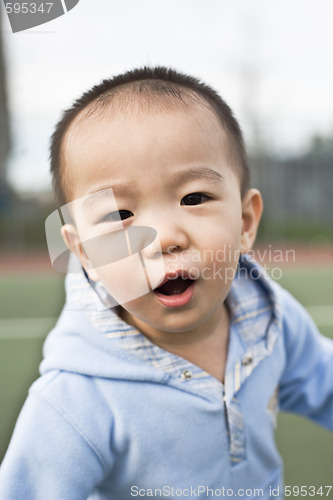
[0,307,332,340]
[0,318,57,339]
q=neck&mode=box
[121,303,230,382]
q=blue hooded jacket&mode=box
[0,256,332,499]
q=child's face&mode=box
[62,100,262,336]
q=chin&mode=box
[147,309,207,334]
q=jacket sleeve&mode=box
[278,289,333,430]
[0,390,107,500]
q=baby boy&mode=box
[0,67,332,500]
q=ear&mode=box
[240,189,263,254]
[61,224,100,282]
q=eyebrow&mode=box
[170,166,224,186]
[81,166,224,211]
[80,188,124,211]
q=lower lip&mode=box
[153,281,196,308]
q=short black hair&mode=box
[50,66,250,206]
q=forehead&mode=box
[62,97,233,200]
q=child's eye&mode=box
[181,193,210,206]
[101,210,134,222]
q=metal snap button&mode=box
[181,369,192,380]
[241,356,253,366]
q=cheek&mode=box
[92,249,166,307]
[201,215,242,256]
[93,255,151,305]
[196,211,242,280]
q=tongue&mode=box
[156,277,192,296]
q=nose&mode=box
[141,213,189,259]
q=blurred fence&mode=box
[250,144,333,242]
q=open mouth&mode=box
[153,273,196,308]
[154,276,194,296]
